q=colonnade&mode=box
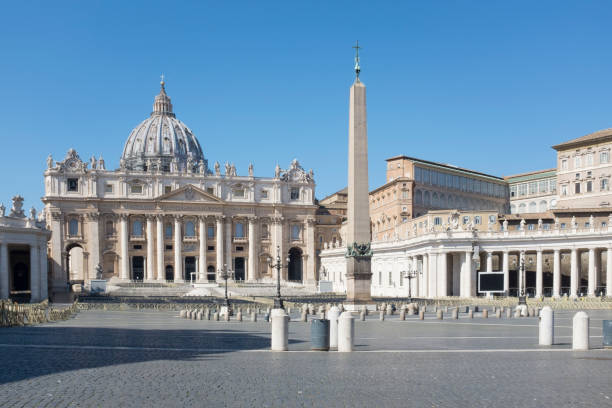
[0,241,49,302]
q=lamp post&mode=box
[268,245,289,309]
[403,266,422,303]
[218,263,234,313]
[518,251,527,305]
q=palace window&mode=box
[399,273,404,287]
[261,189,269,199]
[105,184,114,193]
[165,223,173,238]
[68,219,79,236]
[164,186,172,194]
[528,224,535,230]
[601,151,610,164]
[561,159,568,170]
[528,182,537,195]
[474,216,481,225]
[261,224,269,238]
[67,178,78,192]
[489,215,496,223]
[601,179,610,191]
[575,156,581,169]
[207,225,215,239]
[561,185,568,196]
[388,271,393,286]
[290,187,300,200]
[233,188,245,198]
[550,179,557,192]
[131,184,143,194]
[105,220,114,236]
[235,222,245,238]
[132,220,143,237]
[560,223,566,229]
[575,183,581,194]
[586,153,594,166]
[518,184,527,196]
[510,185,517,197]
[586,181,593,193]
[434,217,442,225]
[462,216,470,225]
[206,187,214,195]
[291,225,301,241]
[185,221,195,237]
[538,180,548,193]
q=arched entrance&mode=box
[132,256,144,281]
[288,247,303,282]
[165,265,174,281]
[185,256,196,282]
[234,257,245,281]
[65,243,84,284]
[207,265,216,281]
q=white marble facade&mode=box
[43,82,317,293]
[0,196,51,302]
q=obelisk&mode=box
[345,41,372,305]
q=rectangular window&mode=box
[131,185,143,194]
[235,222,244,238]
[586,153,594,166]
[586,181,593,192]
[538,180,548,193]
[528,182,537,195]
[164,186,172,194]
[575,183,581,194]
[461,177,467,191]
[601,179,610,191]
[105,184,113,193]
[207,225,214,239]
[291,225,301,240]
[600,151,610,164]
[67,178,78,192]
[561,185,568,196]
[489,215,496,223]
[261,189,269,199]
[510,185,517,197]
[550,179,557,192]
[207,245,215,251]
[561,159,568,170]
[206,187,214,195]
[402,191,408,199]
[560,223,566,229]
[518,184,527,196]
[388,271,393,286]
[233,188,245,198]
[290,187,300,200]
[165,245,173,250]
[434,217,442,225]
[575,156,581,168]
[474,216,481,225]
[462,216,470,225]
[399,273,404,287]
[575,173,580,180]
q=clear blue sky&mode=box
[2,1,612,211]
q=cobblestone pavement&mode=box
[0,309,611,407]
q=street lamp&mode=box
[518,251,527,305]
[218,264,234,313]
[268,245,289,310]
[403,266,422,302]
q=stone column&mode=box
[553,249,561,298]
[0,242,8,299]
[272,216,284,282]
[224,217,232,274]
[587,248,597,297]
[29,244,40,303]
[462,251,473,298]
[570,248,578,298]
[87,213,100,282]
[120,215,129,281]
[247,217,257,281]
[199,216,207,282]
[536,250,543,297]
[215,216,224,279]
[438,252,447,297]
[607,247,612,298]
[421,254,428,297]
[39,243,48,301]
[49,213,65,290]
[146,216,154,281]
[486,251,493,272]
[156,216,164,281]
[428,252,437,298]
[502,251,509,295]
[174,216,183,283]
[305,218,316,285]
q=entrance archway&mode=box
[185,256,196,282]
[165,265,174,281]
[207,265,216,281]
[66,244,84,283]
[288,247,303,282]
[132,256,144,281]
[234,257,245,281]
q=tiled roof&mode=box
[552,128,612,150]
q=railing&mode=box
[0,300,78,328]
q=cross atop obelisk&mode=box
[345,41,372,305]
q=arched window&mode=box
[185,221,195,237]
[529,202,537,213]
[69,219,79,236]
[539,201,548,212]
[235,222,244,238]
[518,203,526,213]
[165,223,173,239]
[432,192,439,207]
[510,204,516,214]
[132,220,143,237]
[424,191,431,206]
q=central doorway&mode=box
[185,256,196,282]
[207,265,216,281]
[288,247,303,282]
[234,257,245,281]
[132,256,144,281]
[165,265,174,281]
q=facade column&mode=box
[39,243,48,301]
[29,244,40,303]
[156,216,164,281]
[421,254,429,297]
[199,216,207,282]
[502,251,509,295]
[428,252,437,298]
[247,217,257,282]
[536,250,543,297]
[587,248,597,297]
[174,215,183,282]
[120,215,129,281]
[305,218,316,285]
[486,251,493,272]
[224,217,232,275]
[438,252,447,297]
[553,249,561,298]
[49,213,65,290]
[215,216,224,279]
[570,248,578,298]
[462,251,473,298]
[607,247,612,298]
[411,256,419,297]
[0,242,8,299]
[146,216,154,281]
[87,213,100,281]
[272,216,284,282]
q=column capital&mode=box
[198,215,208,222]
[304,217,316,226]
[272,215,284,225]
[119,213,129,221]
[215,214,225,222]
[173,214,183,221]
[248,215,257,224]
[85,212,100,221]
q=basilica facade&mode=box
[43,81,318,294]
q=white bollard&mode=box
[539,306,554,346]
[338,311,355,352]
[572,311,589,351]
[328,306,340,350]
[271,308,289,351]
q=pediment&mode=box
[157,184,223,203]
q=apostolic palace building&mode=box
[41,81,318,296]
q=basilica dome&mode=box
[121,81,207,173]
